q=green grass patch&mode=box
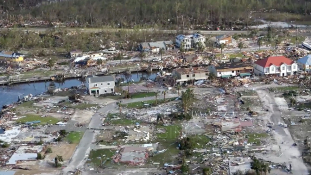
[228,53,245,59]
[130,92,156,98]
[123,97,176,109]
[289,36,305,44]
[156,125,182,141]
[238,90,257,96]
[70,103,98,110]
[21,70,56,79]
[66,131,83,144]
[190,135,211,149]
[240,97,256,110]
[246,133,268,146]
[269,86,299,92]
[296,102,311,110]
[17,114,59,125]
[87,149,116,167]
[148,142,179,165]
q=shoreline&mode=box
[0,64,207,86]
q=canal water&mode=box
[0,72,157,109]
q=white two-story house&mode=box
[175,35,192,49]
[175,33,206,49]
[86,76,115,96]
[254,56,298,76]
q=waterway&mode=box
[0,72,157,110]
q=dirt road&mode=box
[256,89,308,175]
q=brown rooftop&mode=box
[215,61,253,70]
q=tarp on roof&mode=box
[297,55,311,65]
[240,73,251,77]
[221,75,231,78]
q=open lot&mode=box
[66,131,83,144]
[17,114,59,125]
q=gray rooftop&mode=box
[88,76,115,83]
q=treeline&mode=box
[1,0,311,28]
[0,29,174,54]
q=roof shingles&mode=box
[255,56,294,68]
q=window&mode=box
[205,73,208,76]
[95,84,97,87]
[293,65,296,69]
[187,75,189,77]
[107,83,110,85]
[111,89,113,92]
[271,67,274,71]
[104,90,107,92]
[232,71,234,73]
[282,66,285,70]
[237,70,240,73]
[101,83,103,85]
[192,74,195,77]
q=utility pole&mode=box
[296,24,298,47]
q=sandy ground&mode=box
[45,143,77,162]
[71,109,94,124]
[15,169,60,175]
[255,89,308,175]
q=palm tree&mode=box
[162,90,167,101]
[181,88,195,112]
[159,48,165,60]
[155,91,159,105]
[180,41,185,53]
[274,38,281,50]
[139,52,146,61]
[124,71,131,98]
[96,59,103,65]
[117,101,122,115]
[176,85,181,96]
[238,42,244,52]
[257,38,263,50]
[47,59,55,70]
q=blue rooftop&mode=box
[297,55,311,65]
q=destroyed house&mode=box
[70,50,83,58]
[0,51,24,62]
[138,41,173,52]
[86,76,115,96]
[216,35,232,45]
[254,56,298,76]
[172,67,209,84]
[209,62,253,78]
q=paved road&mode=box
[3,27,249,35]
[62,93,178,174]
[254,88,308,175]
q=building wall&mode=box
[216,70,237,77]
[254,63,298,76]
[88,53,103,58]
[173,70,209,82]
[87,80,115,95]
[298,63,310,71]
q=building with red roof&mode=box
[253,56,298,76]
